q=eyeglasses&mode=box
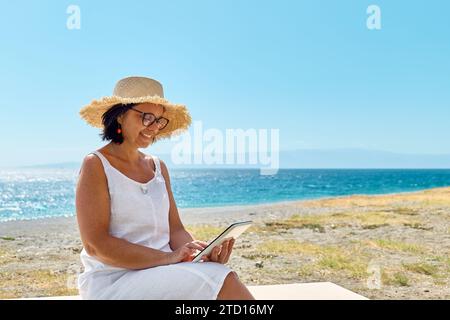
[129,107,169,130]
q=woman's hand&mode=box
[201,238,235,264]
[168,240,208,264]
[168,238,235,264]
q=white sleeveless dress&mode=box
[77,151,232,300]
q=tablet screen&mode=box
[192,221,252,263]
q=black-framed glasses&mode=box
[129,107,169,130]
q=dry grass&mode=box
[383,271,410,287]
[380,258,448,288]
[256,240,369,279]
[0,269,78,299]
[402,262,439,276]
[258,209,426,233]
[363,239,427,254]
[299,187,450,208]
[186,224,224,242]
[0,236,16,241]
[0,248,15,266]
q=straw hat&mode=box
[79,76,191,142]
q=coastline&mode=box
[1,186,449,299]
[2,184,449,227]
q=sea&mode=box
[1,168,450,222]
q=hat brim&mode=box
[79,95,191,142]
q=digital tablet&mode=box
[192,220,253,263]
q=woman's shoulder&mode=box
[76,154,108,193]
[79,151,106,177]
[140,152,167,173]
[83,152,102,164]
[83,149,104,164]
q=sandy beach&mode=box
[1,187,449,299]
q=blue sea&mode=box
[1,168,450,222]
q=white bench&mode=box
[11,282,368,300]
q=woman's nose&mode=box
[147,121,160,131]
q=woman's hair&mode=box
[100,103,137,144]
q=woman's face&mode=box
[119,103,165,148]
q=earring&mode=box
[117,125,122,134]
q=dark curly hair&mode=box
[100,103,137,144]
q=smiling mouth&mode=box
[140,132,153,139]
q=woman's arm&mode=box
[160,159,235,263]
[76,155,174,270]
[170,228,195,251]
[159,159,196,250]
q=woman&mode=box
[76,76,254,300]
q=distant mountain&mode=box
[278,149,450,169]
[12,149,450,169]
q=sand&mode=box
[1,187,449,299]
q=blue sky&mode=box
[0,1,449,167]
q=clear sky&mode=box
[0,1,449,167]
